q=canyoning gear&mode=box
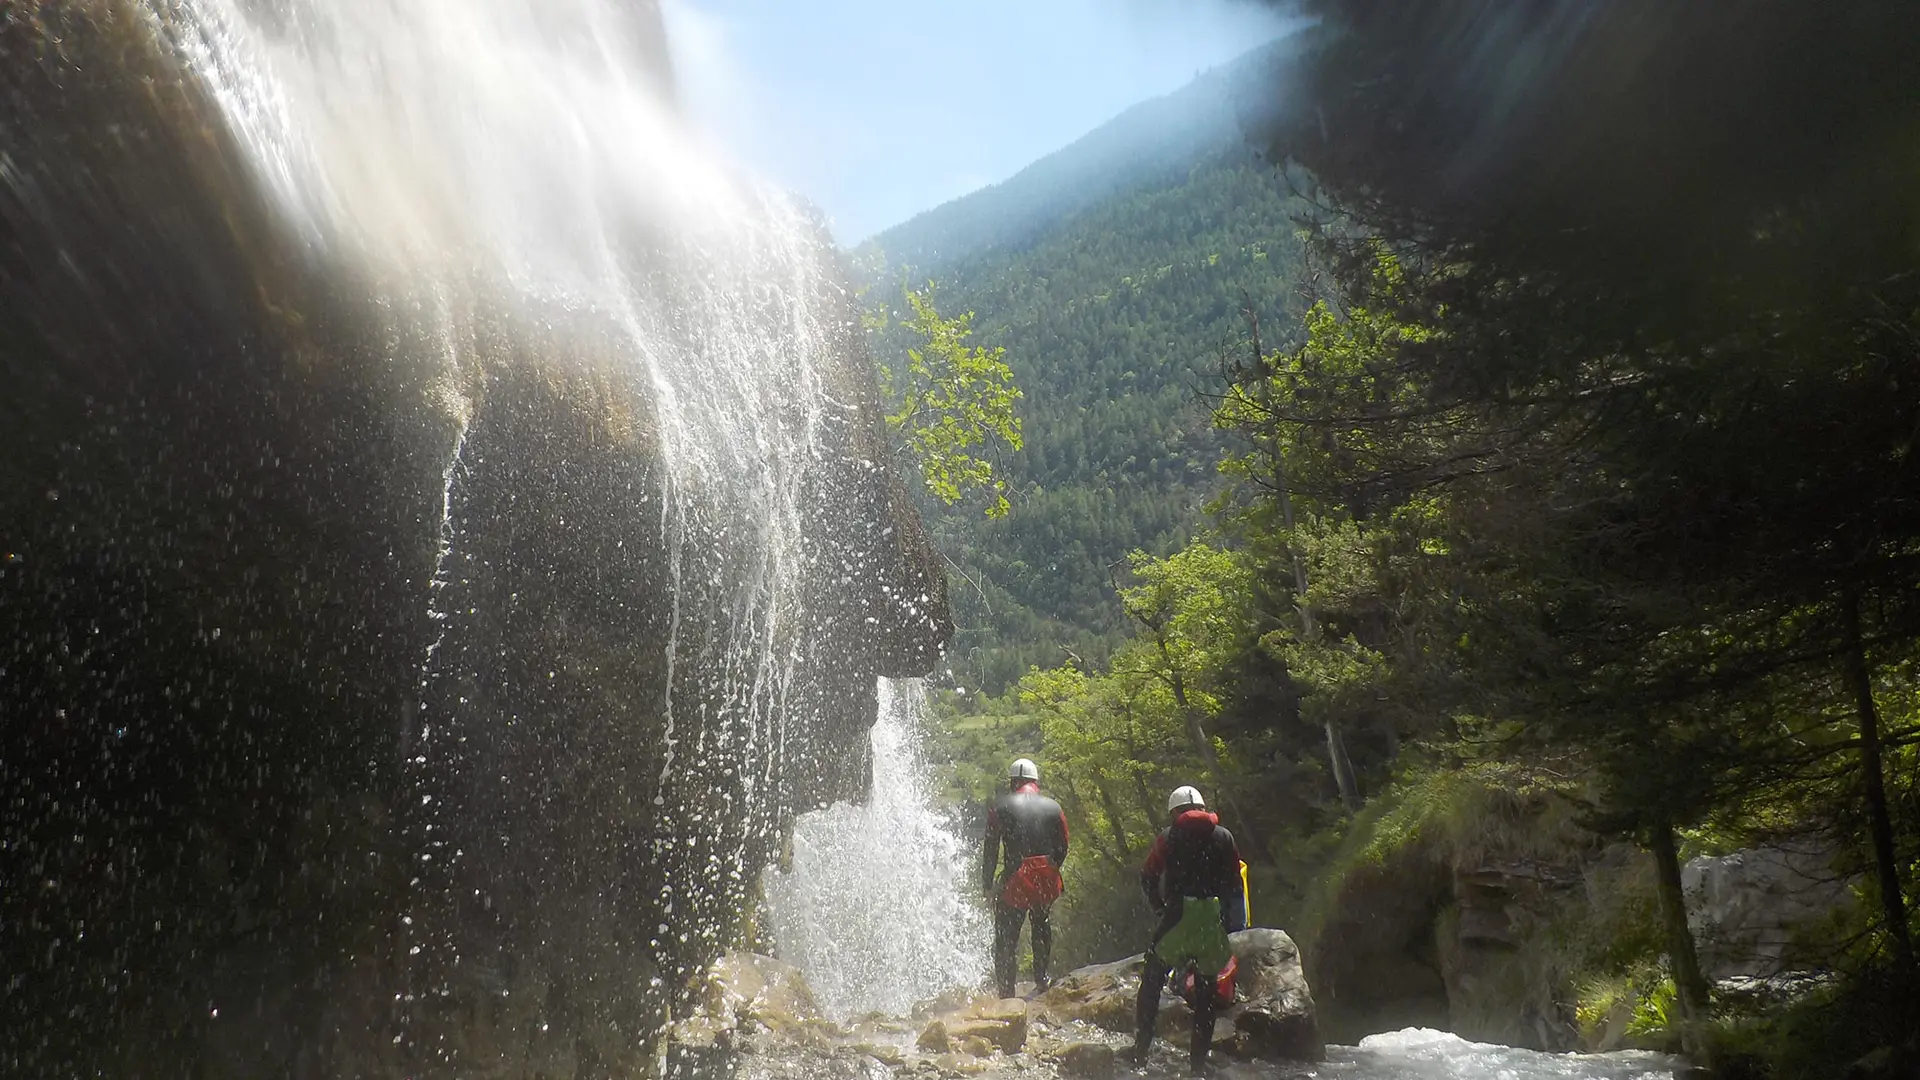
[1239,859,1252,927]
[1135,804,1246,1074]
[1175,865,1249,1007]
[981,786,1068,894]
[1138,946,1223,1075]
[1155,897,1233,976]
[982,777,1069,998]
[1181,953,1239,1006]
[992,899,1052,999]
[1001,853,1064,910]
[1167,784,1205,815]
[1140,810,1245,929]
[1009,757,1040,783]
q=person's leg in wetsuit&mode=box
[1132,904,1181,1061]
[1133,948,1169,1061]
[1029,904,1053,990]
[992,899,1028,999]
[1189,970,1219,1073]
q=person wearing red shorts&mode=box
[980,758,1069,998]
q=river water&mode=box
[1317,1030,1681,1080]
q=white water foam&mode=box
[1304,1028,1684,1080]
[764,678,989,1021]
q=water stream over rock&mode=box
[2,1,942,1074]
[765,677,990,1021]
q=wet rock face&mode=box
[1438,862,1585,1052]
[1305,858,1455,1041]
[0,5,948,1076]
[1302,788,1605,1052]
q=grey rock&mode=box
[1222,928,1325,1062]
[1055,1040,1118,1078]
[1683,840,1856,980]
[1034,929,1323,1062]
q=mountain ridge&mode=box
[854,37,1313,693]
[860,35,1297,270]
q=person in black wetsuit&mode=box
[1134,784,1246,1075]
[980,757,1069,998]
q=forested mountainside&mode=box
[862,41,1275,270]
[892,6,1920,1076]
[857,45,1309,692]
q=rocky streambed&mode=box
[668,928,1317,1079]
[667,930,1685,1080]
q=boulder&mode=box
[668,949,844,1066]
[933,1051,989,1075]
[852,1040,906,1067]
[917,997,1029,1056]
[701,952,825,1034]
[1055,1041,1119,1079]
[1035,929,1323,1062]
[917,1020,951,1053]
[1221,929,1325,1062]
[1034,956,1147,1033]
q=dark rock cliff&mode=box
[0,3,948,1076]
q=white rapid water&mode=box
[1309,1029,1683,1080]
[764,678,991,1021]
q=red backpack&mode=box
[1178,954,1239,1006]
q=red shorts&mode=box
[1000,854,1063,909]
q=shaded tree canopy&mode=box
[1227,0,1920,984]
[1250,0,1920,315]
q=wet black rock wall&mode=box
[0,4,948,1076]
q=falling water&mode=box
[1,0,945,1073]
[765,678,990,1021]
[158,0,833,1007]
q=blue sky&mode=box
[662,1,1290,244]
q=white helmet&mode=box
[1009,758,1040,782]
[1167,785,1206,814]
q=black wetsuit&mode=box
[1135,809,1245,1071]
[980,782,1069,997]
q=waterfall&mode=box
[159,0,835,1019]
[765,678,990,1020]
[0,1,945,1073]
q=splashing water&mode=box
[1315,1029,1684,1080]
[765,679,989,1020]
[0,0,944,1069]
